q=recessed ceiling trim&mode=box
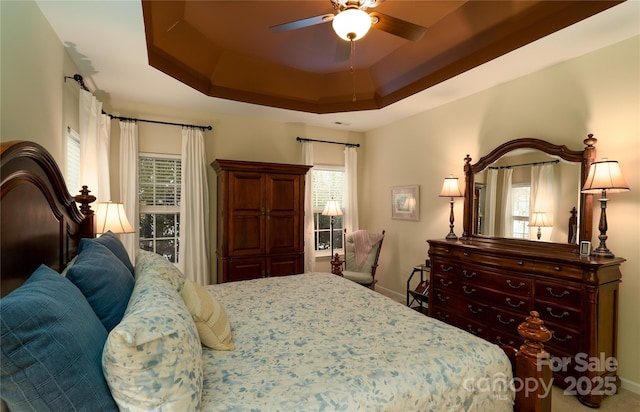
[142,0,622,114]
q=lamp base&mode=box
[445,232,458,241]
[591,246,615,258]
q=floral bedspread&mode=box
[201,273,513,412]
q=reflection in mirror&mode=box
[462,136,597,246]
[474,150,582,243]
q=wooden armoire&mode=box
[211,159,311,283]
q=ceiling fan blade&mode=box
[270,14,335,33]
[369,11,426,41]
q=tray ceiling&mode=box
[142,0,621,114]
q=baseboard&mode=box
[621,377,640,395]
[375,284,405,304]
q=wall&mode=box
[364,36,640,389]
[105,100,365,281]
[2,0,638,392]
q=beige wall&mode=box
[365,36,640,388]
[2,0,639,391]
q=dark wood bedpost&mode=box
[515,311,553,412]
[73,185,96,238]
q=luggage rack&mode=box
[407,263,430,315]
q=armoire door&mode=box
[227,171,266,256]
[265,173,302,255]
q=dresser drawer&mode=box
[464,252,535,273]
[545,322,581,355]
[490,306,522,332]
[535,302,581,328]
[460,264,532,297]
[534,261,583,280]
[536,280,582,308]
[490,328,524,349]
[432,272,461,290]
[432,286,457,305]
[453,317,488,340]
[431,259,459,277]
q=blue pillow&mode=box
[0,265,118,411]
[84,231,134,275]
[68,240,135,332]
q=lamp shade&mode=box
[439,177,464,198]
[529,211,552,228]
[322,199,343,216]
[95,202,135,234]
[332,8,372,41]
[581,159,630,194]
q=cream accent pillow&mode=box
[181,279,234,350]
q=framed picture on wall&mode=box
[391,185,419,221]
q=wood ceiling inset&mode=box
[142,1,621,114]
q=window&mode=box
[66,127,80,194]
[312,167,344,256]
[138,154,181,263]
[511,184,531,239]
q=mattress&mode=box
[201,273,513,411]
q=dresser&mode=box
[212,159,311,283]
[427,237,624,408]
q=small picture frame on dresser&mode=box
[580,241,591,256]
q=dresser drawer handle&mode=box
[497,314,515,325]
[462,270,476,278]
[496,336,515,346]
[440,265,454,272]
[436,312,449,321]
[551,331,573,342]
[463,252,469,256]
[467,325,483,335]
[439,279,453,287]
[436,293,450,302]
[506,298,525,308]
[463,286,476,295]
[546,307,570,319]
[516,261,524,266]
[553,266,561,271]
[546,287,570,298]
[506,280,525,289]
[468,305,483,315]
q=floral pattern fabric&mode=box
[200,273,513,412]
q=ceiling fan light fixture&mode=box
[332,8,372,41]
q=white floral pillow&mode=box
[134,249,185,292]
[102,259,202,411]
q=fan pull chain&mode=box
[350,39,356,102]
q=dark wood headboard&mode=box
[1,140,95,297]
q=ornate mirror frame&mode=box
[461,135,598,245]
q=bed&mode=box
[0,140,552,411]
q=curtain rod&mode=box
[296,137,360,148]
[106,114,212,131]
[65,73,212,131]
[488,159,559,170]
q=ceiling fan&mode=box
[269,0,427,42]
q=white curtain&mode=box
[344,146,359,233]
[302,142,315,272]
[484,169,498,236]
[178,127,210,285]
[501,168,513,237]
[531,163,557,240]
[119,120,138,264]
[79,89,111,201]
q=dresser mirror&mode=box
[461,136,597,245]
